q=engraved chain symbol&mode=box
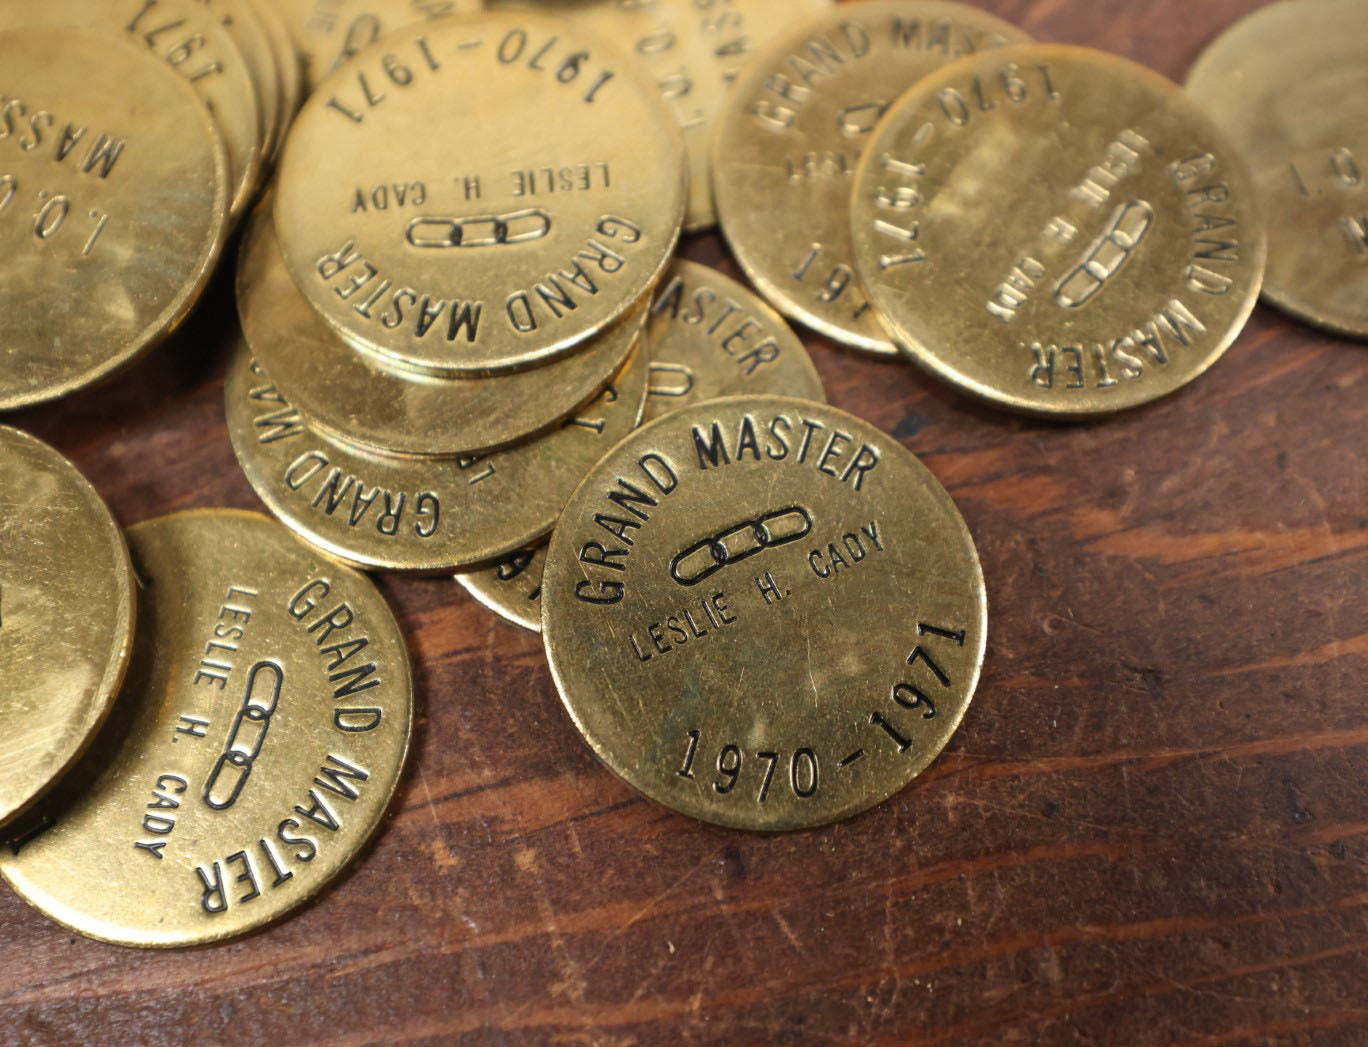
[670,507,814,587]
[202,661,282,812]
[405,208,551,249]
[1055,200,1154,309]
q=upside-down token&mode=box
[541,396,986,830]
[1187,0,1368,338]
[274,10,685,376]
[713,1,1029,354]
[851,44,1266,415]
[0,427,135,831]
[0,510,413,948]
[458,259,826,631]
[0,26,228,411]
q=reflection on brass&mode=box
[851,45,1267,416]
[541,397,987,831]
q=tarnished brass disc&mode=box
[278,0,483,94]
[226,342,648,572]
[274,11,685,376]
[851,45,1267,416]
[713,1,1029,354]
[237,203,646,458]
[0,0,262,221]
[0,27,229,411]
[0,427,135,831]
[492,0,831,232]
[541,396,985,830]
[0,510,413,949]
[1187,0,1368,338]
[458,259,826,632]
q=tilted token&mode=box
[457,259,827,632]
[0,510,413,948]
[237,204,646,458]
[0,28,229,411]
[274,11,686,376]
[541,396,986,830]
[713,1,1029,354]
[491,0,831,232]
[193,0,283,162]
[248,0,305,154]
[225,340,648,572]
[277,0,482,94]
[1187,0,1368,338]
[0,427,135,831]
[851,45,1266,415]
[0,0,262,221]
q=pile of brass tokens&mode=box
[1,0,1364,948]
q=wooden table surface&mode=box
[5,1,1367,1044]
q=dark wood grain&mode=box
[5,1,1367,1044]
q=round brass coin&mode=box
[278,0,482,94]
[0,0,262,221]
[457,542,547,632]
[0,427,135,831]
[851,45,1267,416]
[0,27,229,411]
[195,0,283,162]
[1187,0,1368,338]
[493,0,831,232]
[226,340,648,572]
[237,202,646,458]
[713,1,1029,354]
[541,396,986,830]
[274,11,686,376]
[249,0,304,156]
[0,510,413,949]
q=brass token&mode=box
[1187,0,1368,338]
[541,396,986,830]
[274,11,686,376]
[278,0,482,94]
[237,204,646,457]
[713,1,1029,354]
[457,259,826,632]
[493,0,831,232]
[851,45,1267,416]
[0,510,413,948]
[194,0,283,162]
[249,0,305,153]
[0,27,229,411]
[225,341,648,572]
[0,0,263,221]
[0,427,135,831]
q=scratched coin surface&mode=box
[0,510,413,948]
[0,0,262,220]
[274,11,685,376]
[237,202,646,458]
[541,396,986,830]
[459,259,826,631]
[226,339,648,571]
[0,427,135,831]
[714,2,1027,355]
[0,27,229,411]
[1187,0,1368,338]
[851,44,1266,415]
[278,0,482,93]
[493,0,831,232]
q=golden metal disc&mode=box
[249,0,305,156]
[1187,0,1368,338]
[491,0,831,232]
[278,0,482,94]
[0,0,263,221]
[0,27,229,411]
[851,44,1267,416]
[237,202,646,457]
[456,259,827,632]
[195,0,283,162]
[0,510,413,949]
[541,396,985,830]
[713,1,1030,354]
[274,11,686,376]
[226,340,648,572]
[0,427,135,831]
